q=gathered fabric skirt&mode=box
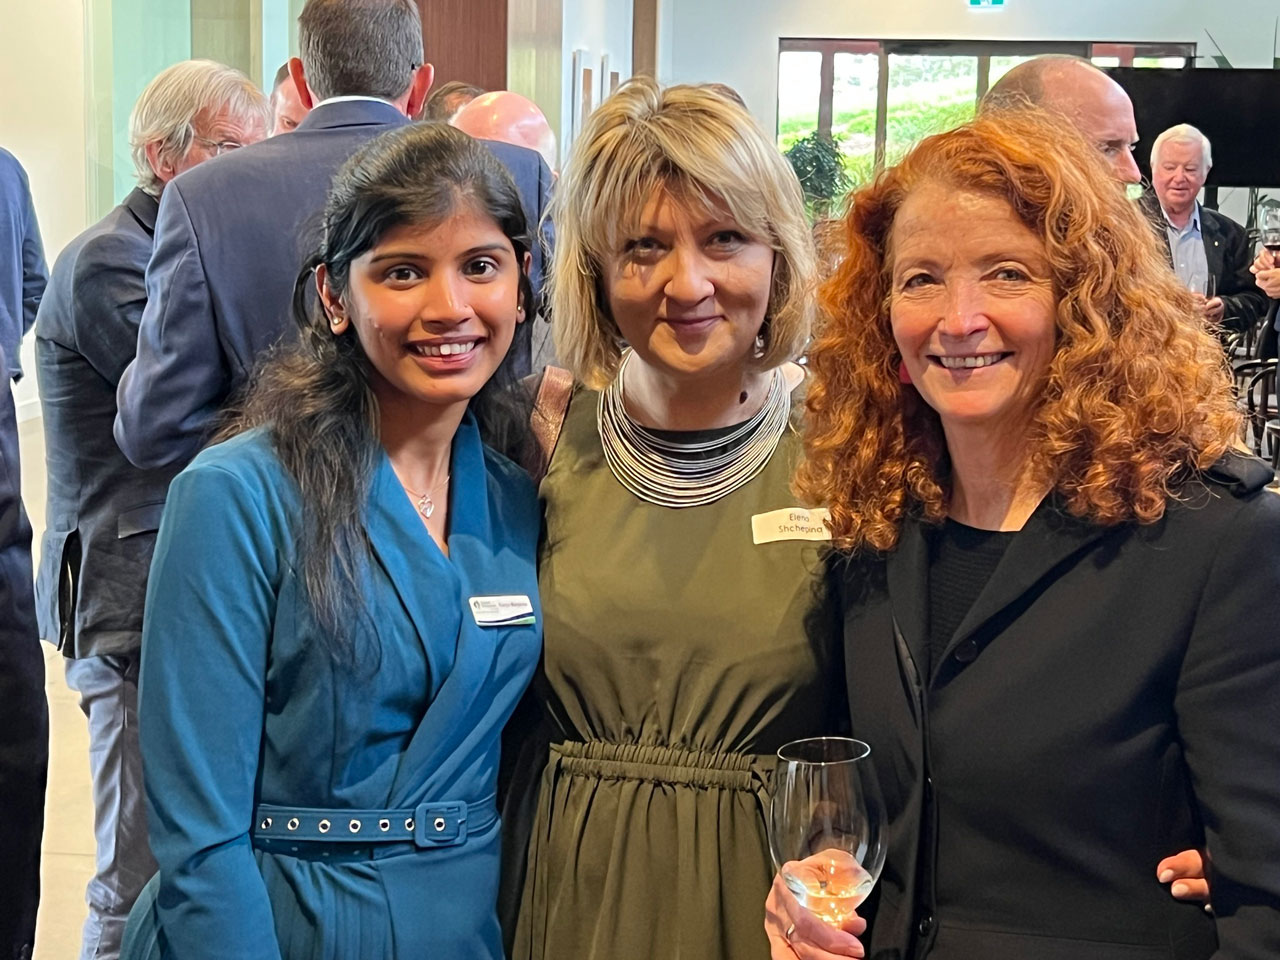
[513,739,776,960]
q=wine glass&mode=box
[1262,208,1280,262]
[768,737,886,927]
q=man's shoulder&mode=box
[479,139,547,182]
[166,121,398,224]
[0,147,24,178]
[0,147,31,198]
[62,206,149,286]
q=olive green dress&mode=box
[511,386,842,960]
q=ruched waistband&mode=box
[550,740,775,791]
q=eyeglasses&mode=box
[193,136,245,156]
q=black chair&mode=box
[1233,359,1278,456]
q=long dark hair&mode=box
[222,122,534,655]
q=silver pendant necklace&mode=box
[397,474,450,520]
[597,349,790,508]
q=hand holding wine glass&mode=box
[765,737,884,958]
[1254,208,1280,297]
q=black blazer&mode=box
[1140,192,1267,335]
[837,456,1280,960]
[34,187,180,658]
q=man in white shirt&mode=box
[1143,124,1264,338]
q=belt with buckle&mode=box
[250,793,496,849]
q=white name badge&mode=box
[751,507,833,545]
[468,595,536,627]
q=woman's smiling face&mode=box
[889,182,1058,435]
[322,199,526,411]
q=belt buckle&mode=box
[413,801,468,848]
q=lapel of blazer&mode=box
[1200,207,1226,284]
[885,516,931,678]
[935,496,1109,673]
[380,411,512,800]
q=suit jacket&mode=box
[115,100,553,471]
[120,415,540,960]
[34,187,180,659]
[0,147,47,380]
[837,456,1280,960]
[1140,192,1267,335]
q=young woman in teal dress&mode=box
[121,123,541,960]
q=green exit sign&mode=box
[969,0,1005,5]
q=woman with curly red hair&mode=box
[768,109,1280,959]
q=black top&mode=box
[926,519,1015,680]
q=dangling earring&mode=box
[754,320,770,358]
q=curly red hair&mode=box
[796,108,1241,552]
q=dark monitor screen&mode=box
[1107,67,1280,188]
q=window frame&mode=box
[778,38,1196,171]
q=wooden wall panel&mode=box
[631,0,656,77]
[417,0,507,91]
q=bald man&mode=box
[452,90,558,174]
[983,55,1141,183]
[269,62,309,135]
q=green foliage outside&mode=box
[784,132,851,218]
[779,94,977,195]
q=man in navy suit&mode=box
[0,144,49,960]
[116,0,554,470]
[36,60,270,960]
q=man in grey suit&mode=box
[35,60,269,960]
[0,142,48,960]
[116,0,554,471]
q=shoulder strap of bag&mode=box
[527,365,574,485]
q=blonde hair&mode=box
[549,76,816,388]
[129,59,271,196]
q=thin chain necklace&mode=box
[597,350,790,508]
[395,472,450,520]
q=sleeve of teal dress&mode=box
[138,457,284,960]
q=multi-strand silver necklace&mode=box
[597,350,791,508]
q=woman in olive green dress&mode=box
[505,78,843,960]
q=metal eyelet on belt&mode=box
[405,818,415,831]
[287,818,299,831]
[378,819,390,832]
[318,819,331,834]
[349,819,361,834]
[434,817,447,832]
[260,817,272,830]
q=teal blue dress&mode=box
[120,411,541,960]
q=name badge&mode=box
[468,595,536,627]
[751,507,832,545]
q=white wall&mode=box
[2,0,88,420]
[663,0,1280,132]
[561,0,633,164]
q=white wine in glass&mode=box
[768,737,886,927]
